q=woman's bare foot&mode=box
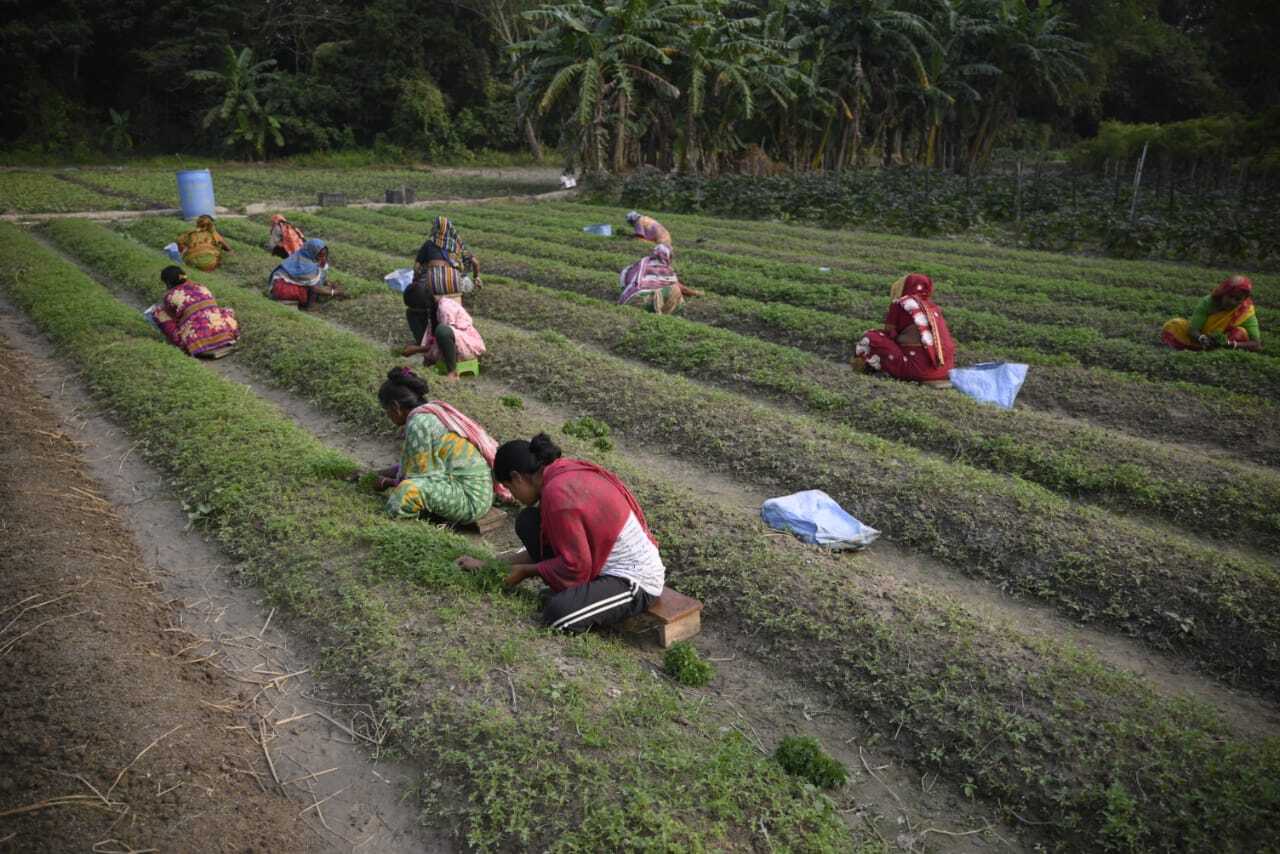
[401,344,420,357]
[441,371,461,383]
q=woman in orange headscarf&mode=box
[853,273,956,384]
[1162,275,1262,352]
[266,214,306,258]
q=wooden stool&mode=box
[434,359,480,378]
[628,587,702,647]
[922,379,952,390]
[473,507,508,536]
[202,346,235,360]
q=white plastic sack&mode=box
[384,268,415,293]
[949,362,1029,410]
[142,304,163,333]
[560,175,578,189]
[583,223,613,237]
[761,490,879,550]
[163,242,182,263]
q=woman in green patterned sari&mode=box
[376,368,495,523]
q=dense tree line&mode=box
[1,0,1274,172]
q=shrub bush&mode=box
[663,641,715,687]
[774,736,848,789]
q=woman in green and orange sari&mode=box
[1162,275,1262,352]
[176,215,232,272]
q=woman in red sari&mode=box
[146,266,240,358]
[853,273,955,384]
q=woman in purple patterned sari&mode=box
[146,266,240,358]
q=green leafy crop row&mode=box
[348,205,1280,401]
[52,217,1280,851]
[218,209,1280,547]
[301,206,1279,463]
[0,172,126,213]
[506,200,1280,295]
[228,249,1280,701]
[4,220,856,852]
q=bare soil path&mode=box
[0,305,447,854]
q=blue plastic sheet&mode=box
[761,490,880,550]
[583,223,613,236]
[949,361,1029,410]
[163,243,182,263]
[384,268,414,293]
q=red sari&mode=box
[855,274,955,382]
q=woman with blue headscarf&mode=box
[267,239,344,309]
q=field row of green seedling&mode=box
[284,209,1278,467]
[38,218,1280,851]
[0,168,562,214]
[322,205,1280,403]
[202,211,1280,480]
[399,205,1280,382]
[276,205,1280,431]
[4,221,865,852]
[139,214,1280,697]
[544,199,1280,296]
[449,204,1280,364]
[419,202,1226,316]
[177,212,1280,553]
[0,172,130,213]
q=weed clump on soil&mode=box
[774,736,848,790]
[563,415,613,451]
[500,394,524,409]
[663,641,714,687]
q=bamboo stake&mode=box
[1129,141,1149,222]
[1015,160,1024,222]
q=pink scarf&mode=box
[409,401,513,502]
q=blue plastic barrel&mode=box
[176,169,216,219]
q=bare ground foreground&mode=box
[0,321,440,852]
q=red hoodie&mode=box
[533,459,657,592]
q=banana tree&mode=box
[187,46,285,160]
[514,0,681,174]
[959,0,1085,172]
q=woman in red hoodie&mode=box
[457,433,665,632]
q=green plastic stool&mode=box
[434,358,480,378]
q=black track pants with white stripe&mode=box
[516,507,655,633]
[542,576,655,634]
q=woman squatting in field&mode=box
[267,238,345,308]
[265,214,306,259]
[1162,275,1263,352]
[175,215,232,272]
[853,273,956,385]
[402,216,485,381]
[374,368,508,524]
[457,434,665,633]
[625,210,672,250]
[618,242,703,316]
[145,265,240,358]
